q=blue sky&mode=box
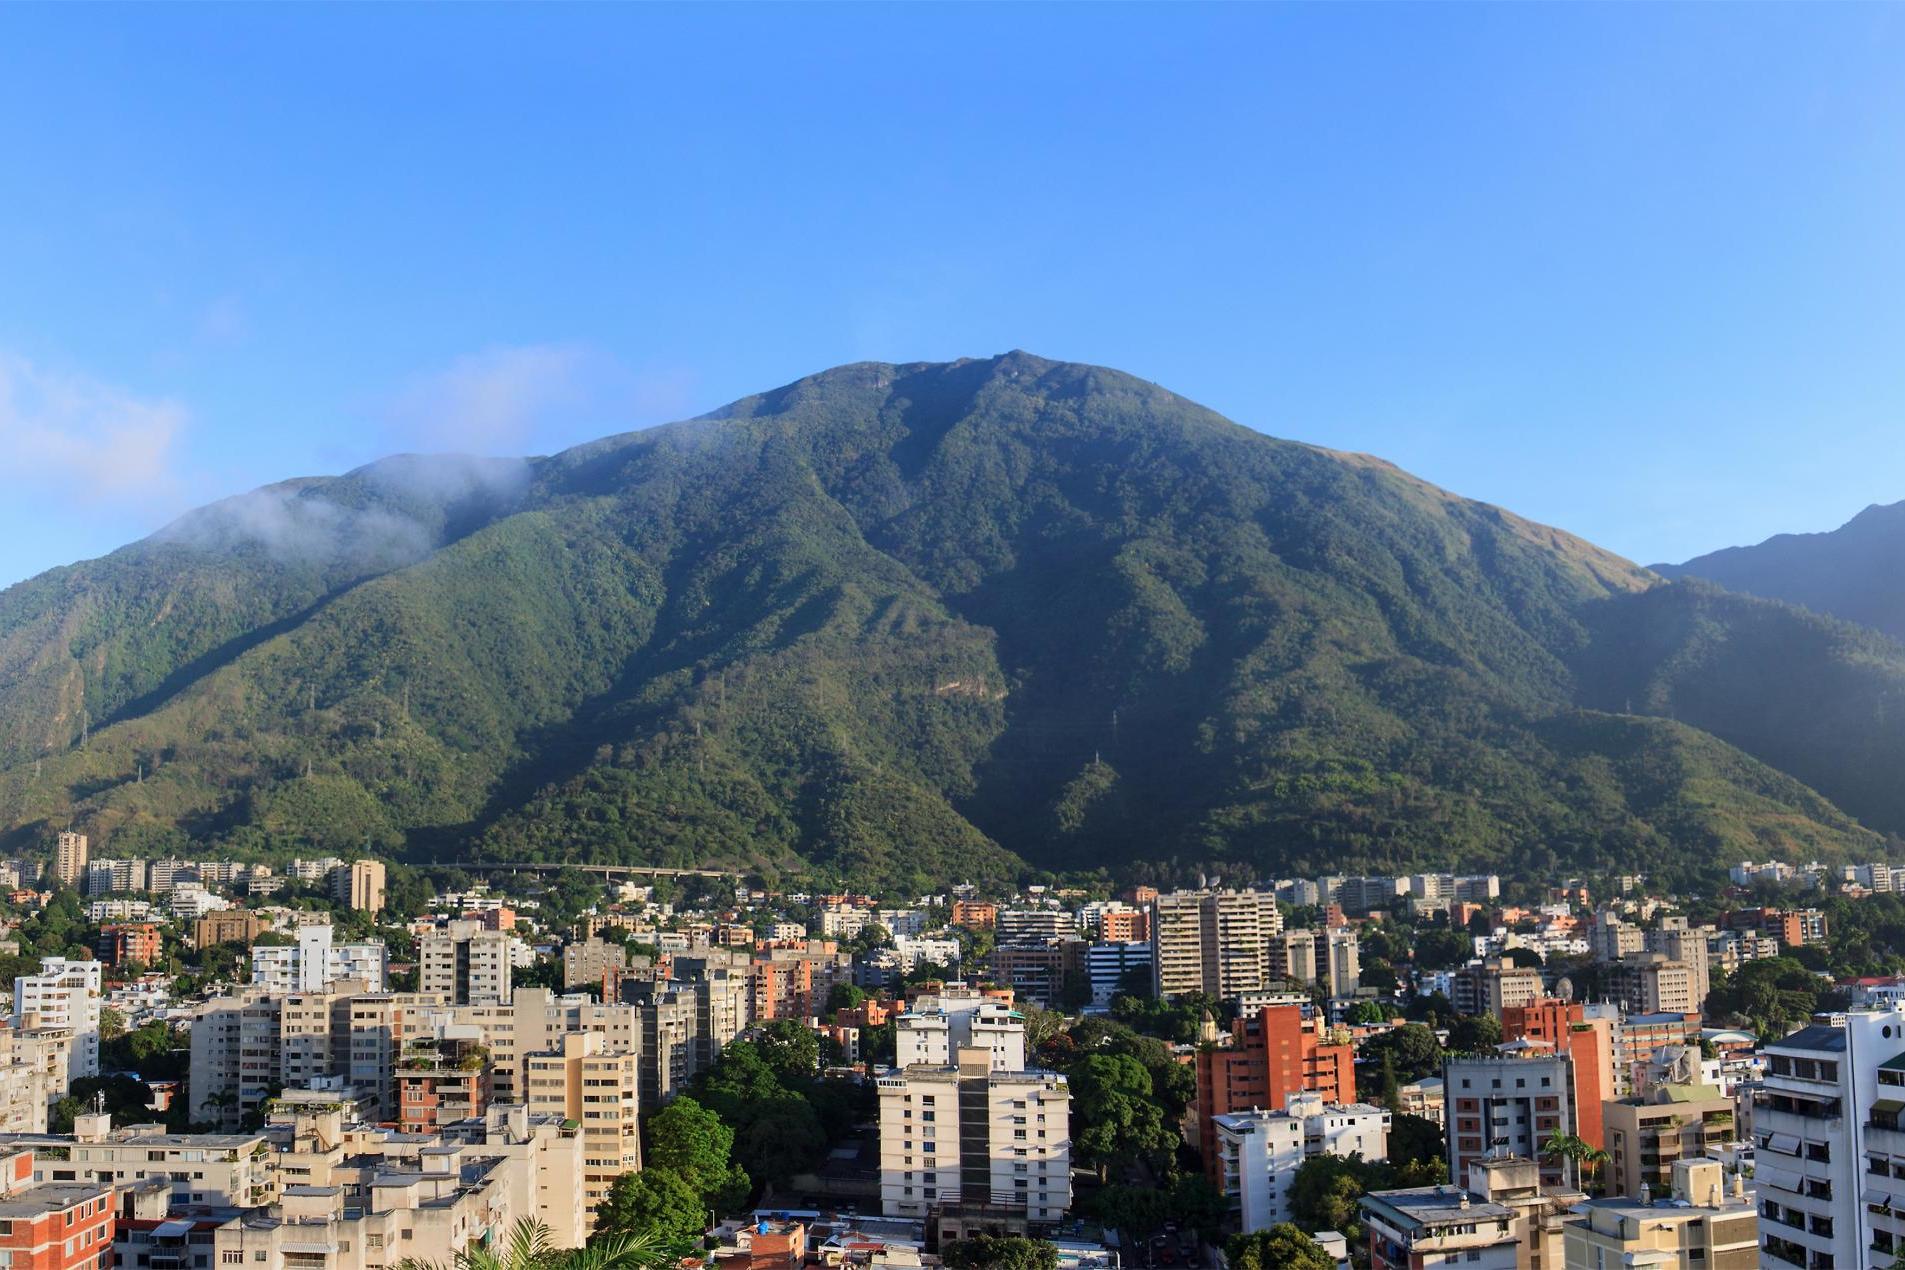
[2,4,1903,588]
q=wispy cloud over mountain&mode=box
[0,352,187,503]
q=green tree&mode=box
[754,1020,820,1084]
[1067,1052,1175,1179]
[594,1168,704,1243]
[1228,1225,1334,1270]
[824,983,868,1015]
[1290,1154,1368,1231]
[647,1096,750,1213]
[1388,1112,1445,1170]
[940,1234,1058,1270]
[1361,1022,1443,1082]
[1447,1013,1502,1053]
[1345,1000,1387,1026]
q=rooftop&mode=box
[1361,1186,1515,1227]
[1767,1024,1848,1054]
[0,1182,111,1217]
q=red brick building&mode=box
[950,901,998,930]
[0,1148,114,1270]
[1194,1004,1355,1176]
[94,924,161,968]
[1500,998,1613,1150]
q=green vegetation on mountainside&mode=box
[0,353,1895,890]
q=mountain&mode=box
[0,352,1898,892]
[1657,501,1905,642]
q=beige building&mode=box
[1601,1083,1737,1201]
[1563,1159,1756,1270]
[333,860,387,914]
[52,832,88,889]
[561,936,629,991]
[0,1030,48,1133]
[877,1045,1071,1224]
[1610,953,1698,1017]
[420,919,513,1005]
[12,1111,276,1208]
[1150,889,1283,999]
[524,1030,642,1212]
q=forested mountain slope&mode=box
[0,353,1893,890]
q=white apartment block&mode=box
[13,956,102,1080]
[1752,1010,1905,1269]
[1213,1093,1391,1233]
[878,1046,1070,1224]
[250,925,388,993]
[995,908,1075,946]
[897,991,1026,1071]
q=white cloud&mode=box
[386,343,595,453]
[0,353,187,503]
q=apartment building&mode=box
[1602,1081,1738,1201]
[1193,1005,1356,1173]
[1646,917,1713,1010]
[1151,889,1283,999]
[877,1045,1071,1225]
[950,901,997,930]
[1564,1159,1756,1270]
[523,1030,642,1213]
[332,859,386,913]
[1212,1093,1390,1232]
[419,919,513,1005]
[52,833,88,889]
[0,1148,113,1270]
[751,941,852,1021]
[1324,927,1360,998]
[0,1032,48,1133]
[1337,876,1406,916]
[83,858,146,895]
[1362,1185,1520,1270]
[250,926,387,993]
[1444,1052,1578,1190]
[1271,927,1319,985]
[1452,958,1544,1018]
[989,940,1085,1010]
[95,923,161,967]
[1084,941,1152,1007]
[1589,912,1646,963]
[561,936,630,991]
[195,909,265,950]
[8,1113,276,1208]
[1750,1012,1905,1269]
[896,989,1026,1071]
[1498,1000,1613,1151]
[13,957,102,1081]
[995,909,1075,946]
[1609,952,1699,1016]
[396,1036,492,1133]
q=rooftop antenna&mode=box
[92,1090,106,1115]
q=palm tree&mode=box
[395,1217,682,1270]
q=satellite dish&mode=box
[1556,976,1576,1003]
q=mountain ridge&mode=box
[0,352,1896,891]
[1657,499,1905,642]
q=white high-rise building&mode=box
[13,956,103,1080]
[1753,1009,1905,1269]
[1213,1092,1391,1233]
[250,924,387,992]
[878,1046,1070,1224]
[896,988,1026,1071]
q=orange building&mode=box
[1194,1005,1355,1176]
[1500,998,1613,1150]
[1101,909,1151,942]
[950,900,998,929]
[1122,885,1160,906]
[396,1038,492,1133]
[458,906,516,932]
[0,1148,114,1270]
[95,923,161,968]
